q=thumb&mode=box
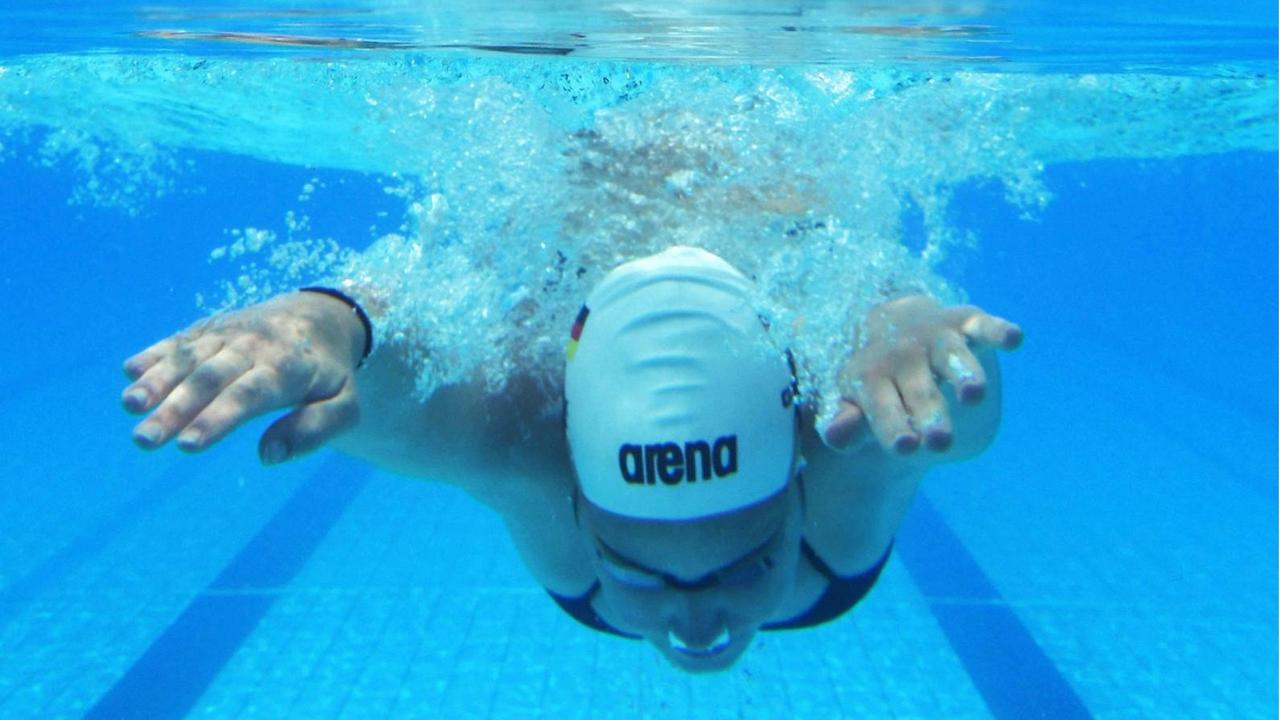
[258,383,360,465]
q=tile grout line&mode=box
[895,490,1093,720]
[81,455,371,720]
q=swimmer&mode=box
[121,245,1021,673]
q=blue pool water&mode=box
[0,2,1276,718]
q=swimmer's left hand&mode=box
[823,295,1022,457]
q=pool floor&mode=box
[0,329,1273,719]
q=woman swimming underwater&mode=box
[122,245,1021,673]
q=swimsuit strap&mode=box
[799,538,842,582]
[761,540,893,631]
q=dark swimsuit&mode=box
[547,540,893,639]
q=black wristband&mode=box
[299,286,374,367]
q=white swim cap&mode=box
[565,246,798,521]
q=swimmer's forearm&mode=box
[800,434,927,571]
[326,347,458,478]
[313,266,567,482]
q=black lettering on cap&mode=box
[615,435,740,486]
[618,444,644,484]
[656,443,684,484]
[684,440,711,482]
[712,435,738,476]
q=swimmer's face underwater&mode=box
[575,475,805,673]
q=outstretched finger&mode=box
[131,346,251,449]
[172,365,293,452]
[858,375,919,454]
[124,338,178,381]
[122,317,221,380]
[123,334,225,415]
[258,381,361,465]
[823,398,867,451]
[957,310,1023,350]
[930,330,989,404]
[896,368,952,452]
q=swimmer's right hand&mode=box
[121,291,368,465]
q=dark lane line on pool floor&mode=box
[84,456,370,720]
[0,462,195,629]
[895,492,1092,720]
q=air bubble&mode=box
[0,53,1264,423]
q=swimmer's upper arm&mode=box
[329,347,566,490]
